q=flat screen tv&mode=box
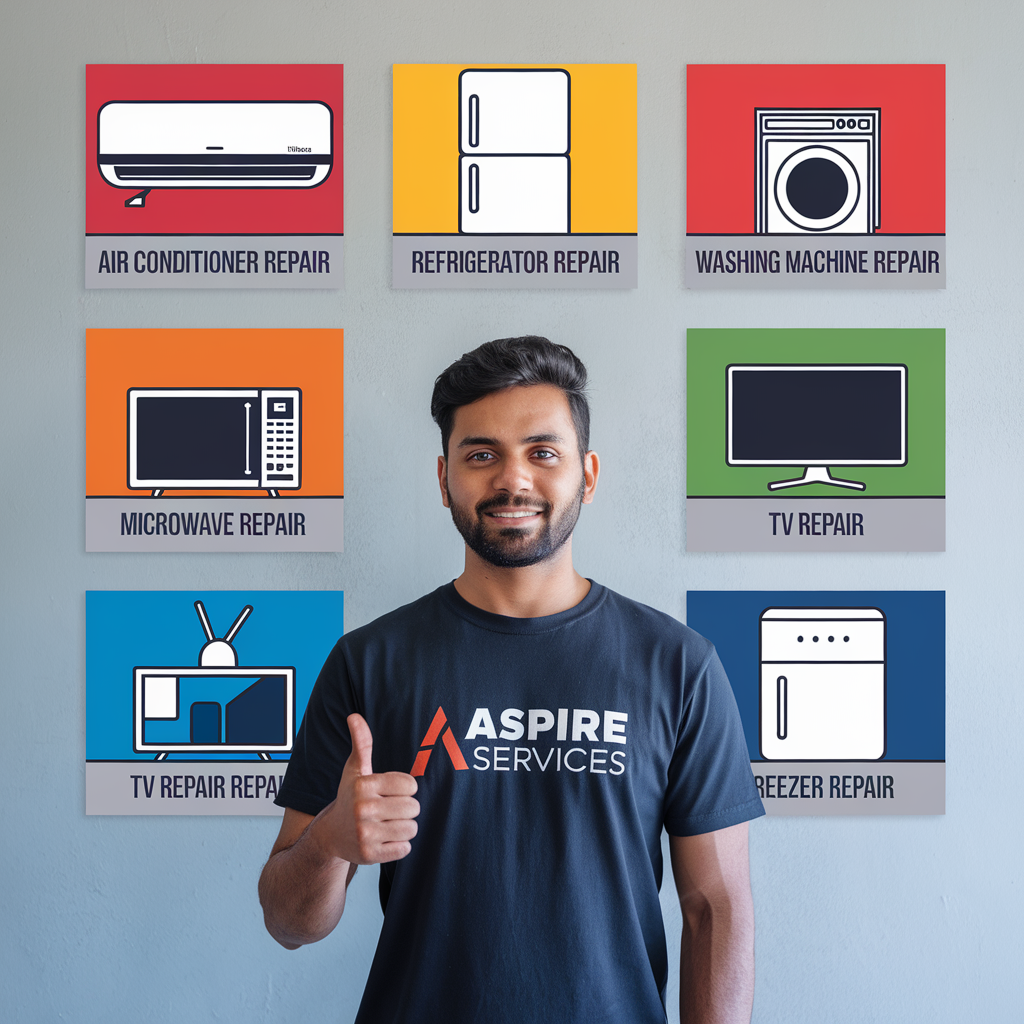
[726,364,907,490]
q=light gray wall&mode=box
[2,1,1021,1021]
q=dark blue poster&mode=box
[687,591,944,815]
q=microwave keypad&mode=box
[261,391,299,486]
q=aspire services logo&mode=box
[411,707,469,776]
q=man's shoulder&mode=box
[594,584,718,664]
[332,584,452,655]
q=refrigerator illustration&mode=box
[759,607,886,760]
[458,69,570,234]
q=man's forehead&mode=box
[450,384,576,444]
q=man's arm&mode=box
[669,822,754,1024]
[258,713,420,949]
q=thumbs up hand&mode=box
[327,713,420,866]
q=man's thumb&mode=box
[346,713,373,776]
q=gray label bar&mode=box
[685,235,945,289]
[686,497,944,552]
[85,497,343,552]
[86,761,287,815]
[393,235,636,289]
[85,235,343,288]
[751,761,944,816]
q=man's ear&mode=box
[581,450,600,505]
[437,455,450,508]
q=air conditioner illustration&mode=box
[98,101,333,205]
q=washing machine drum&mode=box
[774,145,861,231]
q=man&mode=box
[259,336,764,1023]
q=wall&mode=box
[1,1,1021,1021]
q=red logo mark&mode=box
[411,706,469,776]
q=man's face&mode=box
[438,384,598,569]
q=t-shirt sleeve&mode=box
[274,639,358,817]
[663,645,765,836]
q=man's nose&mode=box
[491,454,533,492]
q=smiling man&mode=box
[259,336,764,1024]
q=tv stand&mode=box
[768,466,866,491]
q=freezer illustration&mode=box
[760,607,885,761]
[458,70,570,234]
[392,63,636,288]
[136,601,296,761]
[128,387,301,496]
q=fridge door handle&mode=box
[468,163,480,214]
[468,94,480,148]
[776,675,788,740]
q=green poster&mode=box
[686,328,944,551]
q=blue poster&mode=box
[687,591,944,815]
[86,590,343,815]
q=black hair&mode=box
[431,336,590,458]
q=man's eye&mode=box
[533,450,557,460]
[469,451,494,461]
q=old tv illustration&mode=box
[756,108,880,234]
[760,607,886,761]
[133,600,296,761]
[458,69,570,234]
[128,387,301,496]
[726,364,907,490]
[97,101,334,207]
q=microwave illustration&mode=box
[128,387,301,496]
[458,69,570,234]
[759,606,886,761]
[134,601,296,761]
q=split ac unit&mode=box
[97,101,334,189]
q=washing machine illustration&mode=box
[756,108,880,234]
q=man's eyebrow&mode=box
[456,433,566,448]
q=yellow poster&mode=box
[392,64,636,289]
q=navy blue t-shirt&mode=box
[277,582,763,1024]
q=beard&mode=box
[448,479,585,569]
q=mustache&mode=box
[475,494,552,515]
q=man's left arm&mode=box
[670,821,754,1024]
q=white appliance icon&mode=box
[756,108,880,234]
[458,69,570,234]
[760,607,886,761]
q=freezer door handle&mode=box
[467,163,480,213]
[467,94,480,149]
[776,675,788,740]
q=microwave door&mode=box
[134,395,261,487]
[760,663,885,761]
[459,155,569,234]
[459,70,569,154]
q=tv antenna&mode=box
[194,600,253,667]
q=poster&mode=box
[86,590,343,815]
[686,328,945,552]
[686,64,945,288]
[392,63,637,289]
[86,329,344,552]
[687,591,945,816]
[86,64,343,288]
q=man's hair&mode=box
[431,336,590,458]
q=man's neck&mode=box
[453,542,591,618]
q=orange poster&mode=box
[86,328,343,551]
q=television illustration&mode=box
[127,387,301,496]
[133,600,295,761]
[98,100,334,207]
[726,364,907,491]
[759,606,886,761]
